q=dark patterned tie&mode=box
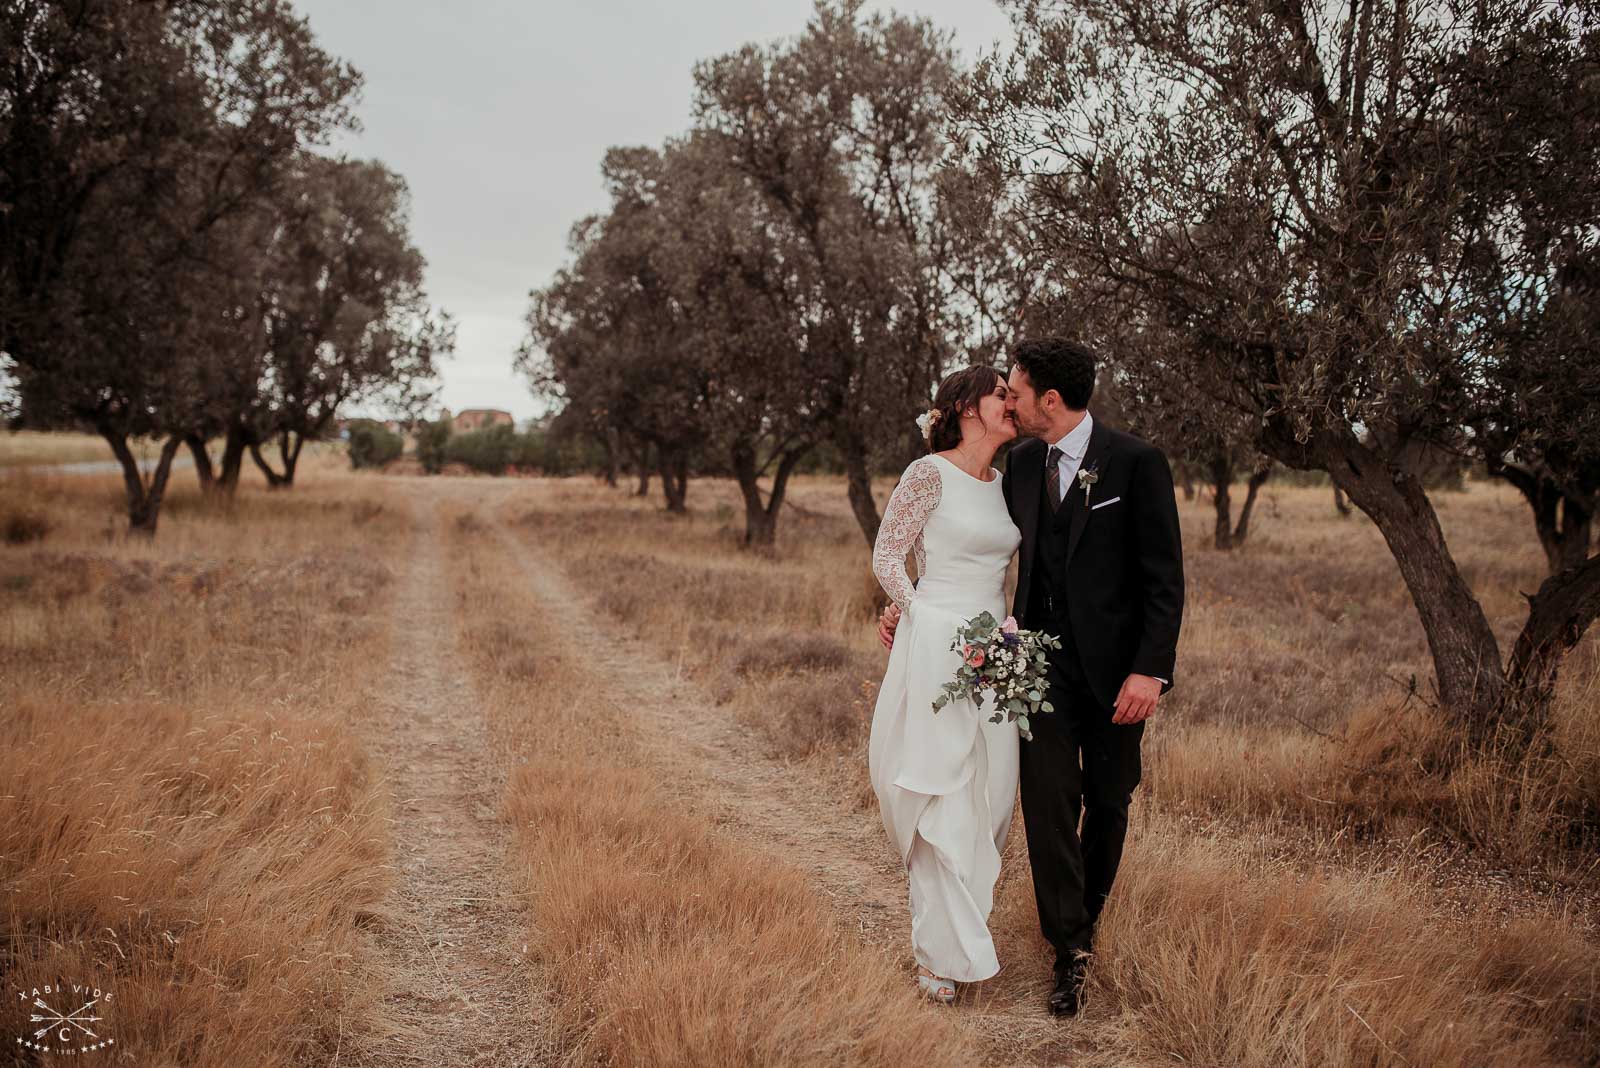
[1046,446,1064,512]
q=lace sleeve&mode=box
[872,457,942,611]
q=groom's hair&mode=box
[1012,337,1096,410]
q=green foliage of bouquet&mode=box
[932,611,1063,741]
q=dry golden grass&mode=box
[0,430,164,468]
[1148,687,1600,870]
[442,500,979,1066]
[3,699,389,1063]
[6,458,1596,1066]
[1088,824,1598,1066]
[506,471,1599,1065]
[514,475,1600,866]
[508,480,885,803]
[1,460,409,1064]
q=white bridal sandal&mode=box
[915,965,957,1005]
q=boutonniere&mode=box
[1077,461,1101,506]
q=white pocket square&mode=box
[1090,496,1122,511]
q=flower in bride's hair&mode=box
[914,407,941,443]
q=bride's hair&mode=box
[927,365,1003,453]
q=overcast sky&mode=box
[291,0,1016,422]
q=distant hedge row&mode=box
[346,420,601,476]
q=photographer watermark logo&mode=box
[13,979,115,1056]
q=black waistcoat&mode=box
[1028,466,1084,679]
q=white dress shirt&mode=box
[1045,411,1169,688]
[1047,411,1095,494]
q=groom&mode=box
[1001,336,1184,1015]
[880,337,1185,1016]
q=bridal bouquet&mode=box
[931,612,1062,741]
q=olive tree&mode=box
[692,0,963,545]
[963,0,1600,734]
[0,0,360,531]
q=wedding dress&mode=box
[869,452,1022,982]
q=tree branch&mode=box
[1508,551,1600,699]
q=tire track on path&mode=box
[345,488,554,1067]
[489,494,1096,1066]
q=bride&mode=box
[868,364,1021,1004]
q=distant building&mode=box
[451,408,515,433]
[333,416,403,439]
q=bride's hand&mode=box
[878,603,901,650]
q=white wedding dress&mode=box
[868,452,1022,982]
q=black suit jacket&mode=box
[1001,424,1186,712]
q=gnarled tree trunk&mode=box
[657,448,688,513]
[185,433,215,493]
[732,440,812,548]
[1301,430,1509,736]
[216,424,249,494]
[1498,464,1594,575]
[248,430,303,489]
[1232,463,1271,545]
[1506,553,1600,717]
[631,440,652,497]
[838,424,881,547]
[1208,456,1271,550]
[601,425,620,488]
[1210,456,1235,549]
[102,429,184,536]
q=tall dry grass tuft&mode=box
[1090,825,1598,1067]
[2,700,390,1063]
[505,761,975,1066]
[444,502,978,1066]
[1148,683,1600,869]
[1,465,406,1064]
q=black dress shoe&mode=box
[1047,960,1088,1016]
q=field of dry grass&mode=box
[0,431,171,468]
[4,453,1596,1066]
[507,472,1600,1065]
[1,459,411,1064]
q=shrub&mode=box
[414,418,451,474]
[444,423,517,474]
[346,420,403,469]
[3,509,52,544]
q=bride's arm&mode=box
[871,458,941,612]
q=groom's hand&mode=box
[878,603,901,650]
[1112,674,1162,724]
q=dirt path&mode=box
[487,494,1097,1065]
[345,492,554,1067]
